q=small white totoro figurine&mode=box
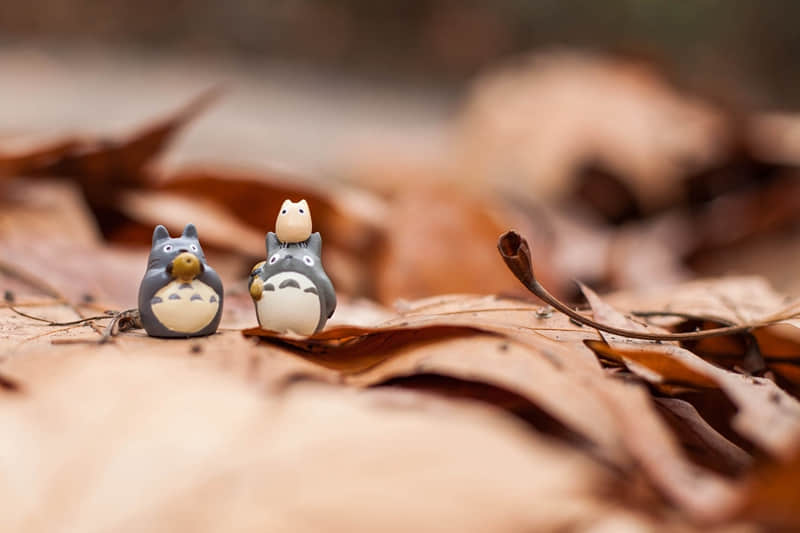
[275,199,312,244]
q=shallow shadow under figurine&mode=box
[138,224,224,338]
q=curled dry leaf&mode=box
[581,284,800,460]
[655,397,752,475]
[0,134,78,178]
[604,276,788,326]
[34,87,220,187]
[0,87,218,190]
[345,332,629,465]
[245,294,605,372]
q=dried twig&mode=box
[497,230,783,342]
[4,290,140,342]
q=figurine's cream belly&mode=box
[151,280,220,334]
[256,272,321,335]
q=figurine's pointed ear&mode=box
[279,199,291,213]
[266,232,280,255]
[299,199,309,211]
[307,232,322,256]
[182,223,198,239]
[152,225,170,246]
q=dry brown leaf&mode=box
[344,333,625,464]
[119,189,266,257]
[655,398,752,475]
[604,276,788,326]
[246,294,604,371]
[1,240,143,307]
[0,88,217,194]
[0,134,78,177]
[728,447,800,529]
[456,50,731,210]
[582,284,800,459]
[244,324,493,373]
[0,180,101,245]
[34,87,219,187]
[602,277,800,381]
[375,186,551,303]
[584,377,740,521]
[747,111,800,166]
[152,167,383,253]
[0,351,641,533]
[245,294,744,520]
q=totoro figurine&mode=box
[249,200,336,335]
[275,198,312,244]
[138,224,223,338]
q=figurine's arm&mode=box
[248,261,265,301]
[319,274,337,318]
[137,268,171,309]
[198,265,224,297]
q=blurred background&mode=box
[4,0,800,102]
[4,0,800,312]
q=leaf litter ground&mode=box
[3,53,800,531]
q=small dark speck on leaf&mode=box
[82,293,95,303]
[0,373,22,393]
[769,392,781,404]
[3,290,14,303]
[498,342,509,352]
[569,317,584,327]
[190,344,203,355]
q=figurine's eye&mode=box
[269,253,280,265]
[303,255,314,266]
[163,244,173,252]
[280,209,287,215]
[299,208,305,214]
[190,244,198,252]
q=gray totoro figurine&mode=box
[249,227,336,336]
[138,224,223,338]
